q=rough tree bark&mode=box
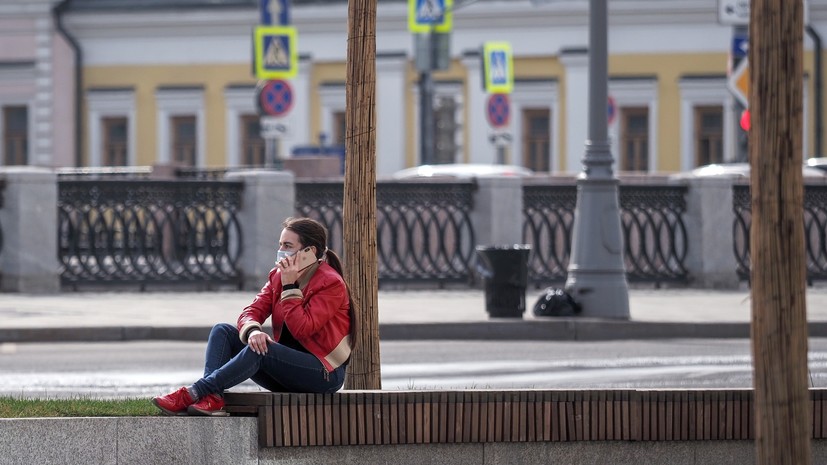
[343,0,381,390]
[749,0,810,463]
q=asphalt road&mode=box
[2,339,827,399]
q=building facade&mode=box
[1,0,825,175]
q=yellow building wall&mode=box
[84,64,256,167]
[83,51,820,171]
[608,52,726,171]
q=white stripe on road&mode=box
[5,354,827,398]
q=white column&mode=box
[559,48,589,173]
[461,50,496,165]
[376,52,407,176]
[283,55,312,159]
[33,16,53,166]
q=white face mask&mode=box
[275,249,296,264]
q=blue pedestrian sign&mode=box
[483,42,513,94]
[254,26,298,79]
[260,0,290,26]
[408,0,453,33]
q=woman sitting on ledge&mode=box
[152,217,356,416]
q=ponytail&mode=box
[325,249,358,352]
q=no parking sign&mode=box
[486,93,510,128]
[257,79,293,117]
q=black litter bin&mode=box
[475,244,531,318]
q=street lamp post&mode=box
[418,32,437,166]
[564,0,630,319]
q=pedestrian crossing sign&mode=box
[408,0,453,33]
[254,26,298,79]
[483,42,513,94]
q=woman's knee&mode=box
[209,323,237,339]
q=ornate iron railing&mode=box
[523,184,577,283]
[733,184,827,282]
[620,185,689,283]
[522,182,689,286]
[295,180,477,284]
[58,180,243,288]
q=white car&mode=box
[674,162,827,179]
[392,163,534,179]
[806,157,827,173]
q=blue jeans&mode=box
[191,323,347,398]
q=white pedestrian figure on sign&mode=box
[490,52,507,84]
[265,36,289,68]
[418,0,443,22]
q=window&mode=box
[101,117,128,166]
[240,114,265,166]
[522,108,551,172]
[620,107,649,171]
[171,115,196,166]
[679,77,731,171]
[3,106,27,165]
[694,106,724,167]
[608,78,657,171]
[511,80,558,171]
[433,95,458,164]
[156,87,204,167]
[86,88,135,167]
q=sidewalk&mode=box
[2,287,827,343]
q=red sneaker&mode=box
[187,393,229,417]
[151,387,194,416]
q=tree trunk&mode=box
[343,0,381,390]
[749,1,810,463]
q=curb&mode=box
[4,321,827,343]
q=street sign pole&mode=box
[265,138,281,169]
[418,32,436,165]
[483,44,514,165]
[564,0,630,319]
[411,0,452,166]
[256,0,294,169]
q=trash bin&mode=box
[475,244,531,318]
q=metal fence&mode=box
[296,180,477,285]
[53,177,691,289]
[522,182,689,286]
[523,183,577,284]
[298,179,688,287]
[58,180,244,288]
[733,184,827,282]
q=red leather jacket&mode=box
[237,261,352,373]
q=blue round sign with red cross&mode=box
[486,93,510,128]
[257,79,293,117]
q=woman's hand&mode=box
[248,329,275,355]
[277,253,300,285]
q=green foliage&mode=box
[0,396,159,418]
